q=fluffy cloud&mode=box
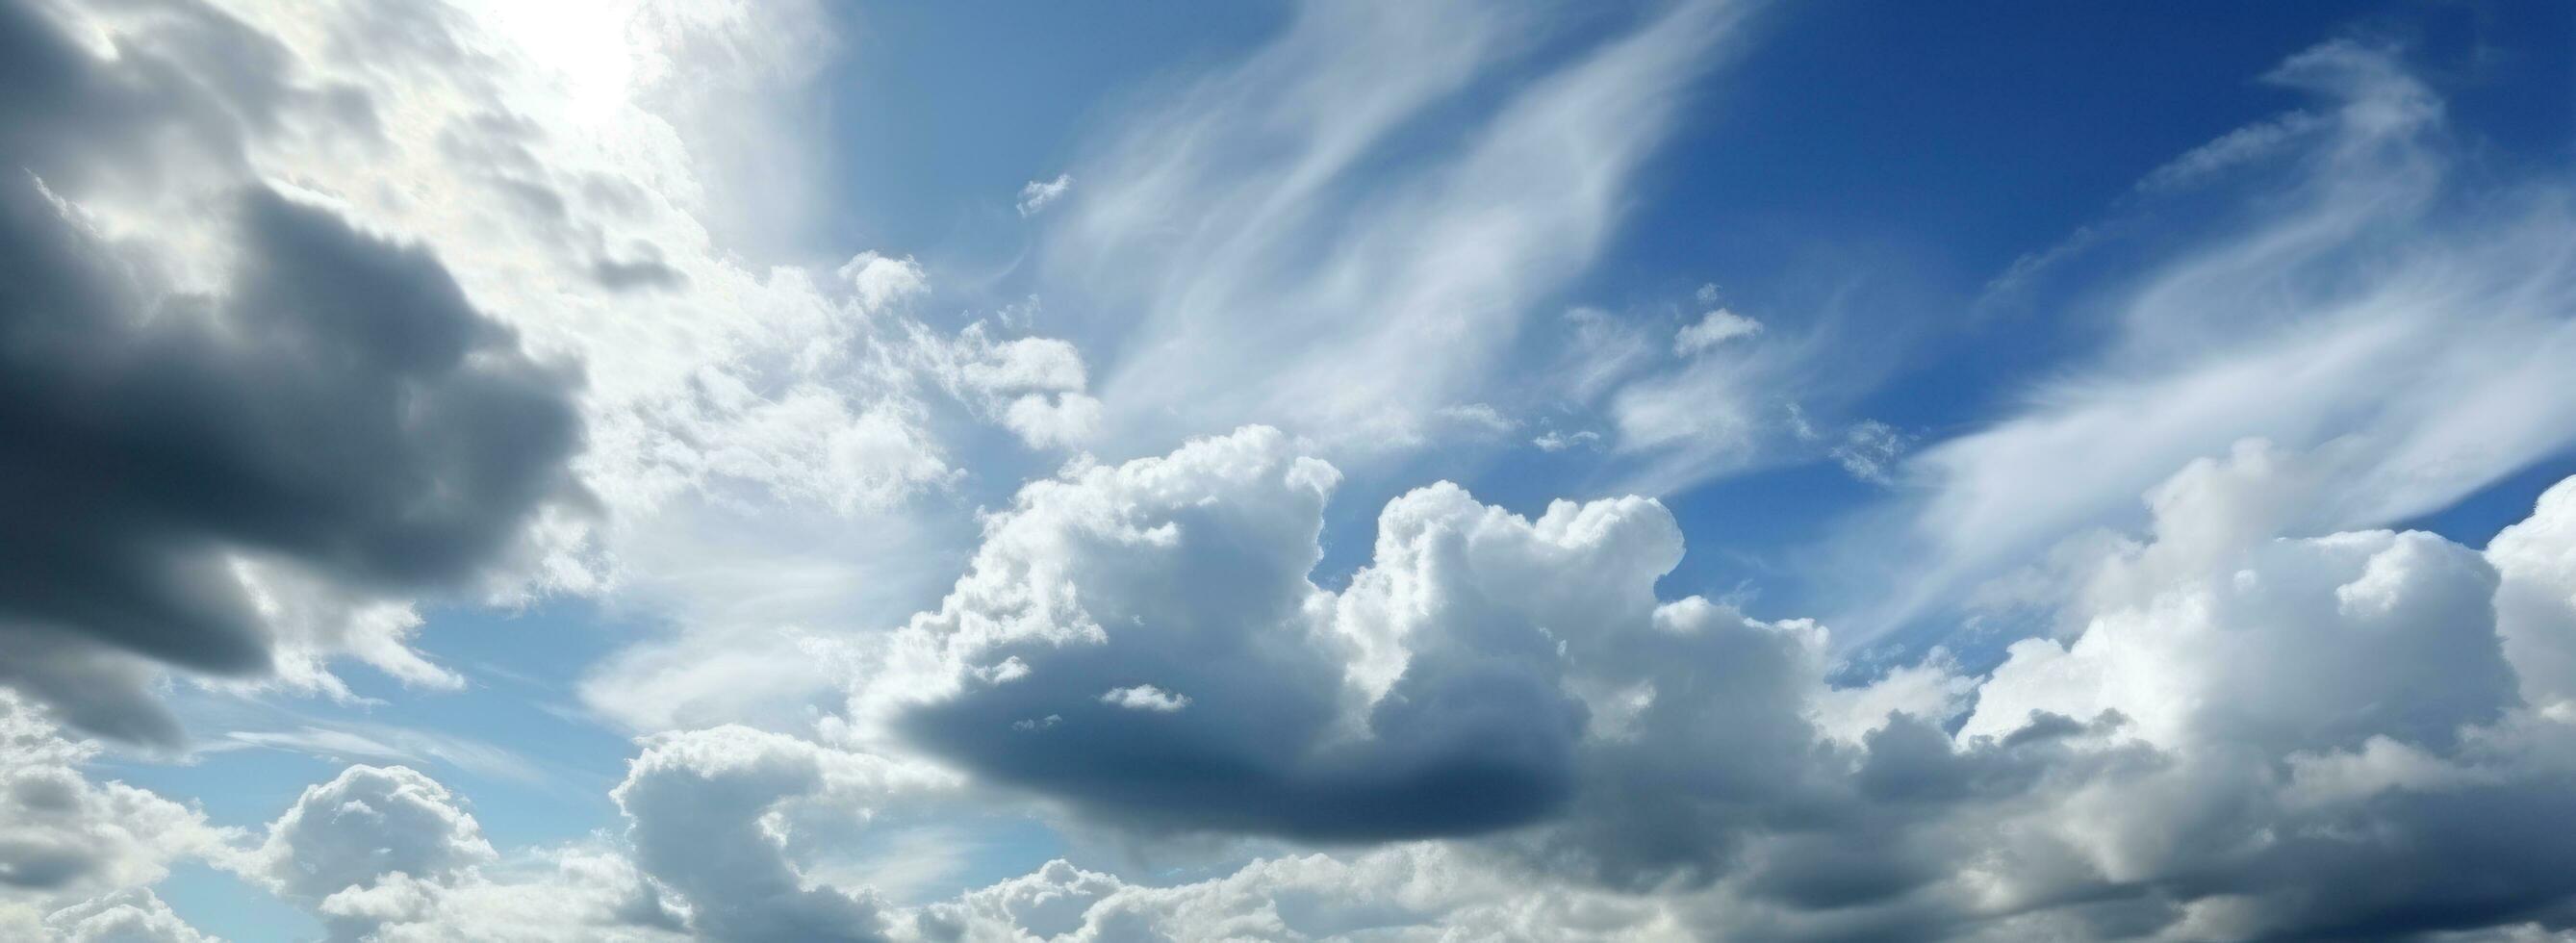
[1911,445,2576,940]
[356,852,686,943]
[12,5,2576,942]
[904,844,1681,943]
[0,693,222,930]
[32,438,2576,942]
[871,427,1610,840]
[849,425,1859,894]
[38,888,214,943]
[2492,475,2576,719]
[242,765,497,939]
[848,431,2576,939]
[190,756,682,942]
[613,726,956,943]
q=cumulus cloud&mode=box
[2492,475,2576,720]
[1920,444,2576,940]
[0,693,222,930]
[840,430,2576,938]
[904,844,1677,942]
[353,848,685,943]
[242,765,497,939]
[31,438,2576,942]
[38,888,213,943]
[613,726,956,943]
[13,6,2576,943]
[867,427,1602,839]
[846,425,1856,892]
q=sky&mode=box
[3,1,2576,941]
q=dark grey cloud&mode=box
[0,1,583,743]
[0,0,306,188]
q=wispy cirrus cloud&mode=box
[1049,0,1752,457]
[1841,39,2576,646]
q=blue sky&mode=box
[6,1,2576,941]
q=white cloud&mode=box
[1433,402,1518,437]
[1015,174,1072,217]
[33,442,2576,942]
[241,765,497,940]
[0,693,224,928]
[1829,420,1905,485]
[1674,308,1764,355]
[916,327,1105,451]
[1855,39,2576,644]
[1097,685,1189,713]
[1532,428,1603,452]
[360,848,686,943]
[1574,283,1865,498]
[39,888,214,943]
[1807,650,1973,748]
[848,434,2576,938]
[1053,0,1747,454]
[12,8,2576,943]
[849,423,1839,891]
[902,844,1680,942]
[216,720,548,788]
[612,726,956,943]
[2491,475,2576,719]
[1959,442,2512,752]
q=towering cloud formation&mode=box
[2493,477,2576,719]
[851,432,2576,939]
[875,427,1690,839]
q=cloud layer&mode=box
[34,439,2575,941]
[5,1,2576,941]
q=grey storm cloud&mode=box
[0,1,584,743]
